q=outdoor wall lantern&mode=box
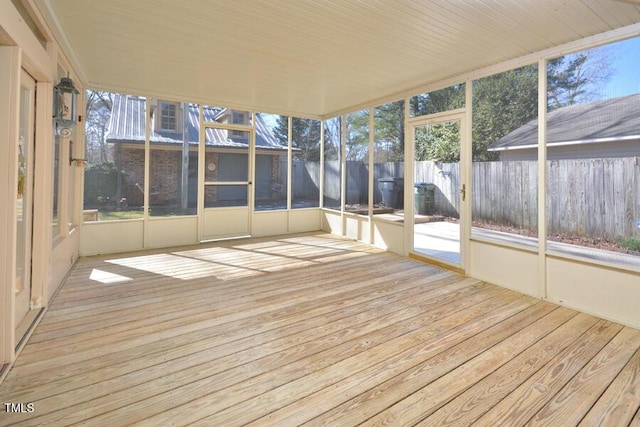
[54,75,79,137]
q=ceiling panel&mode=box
[44,0,640,117]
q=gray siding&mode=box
[500,139,640,161]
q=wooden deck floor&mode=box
[1,232,640,426]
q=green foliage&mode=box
[620,238,640,252]
[374,100,404,162]
[472,65,538,162]
[415,121,460,163]
[547,55,588,110]
[346,110,369,161]
[410,84,465,117]
[83,162,120,207]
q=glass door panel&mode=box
[412,119,462,267]
[16,70,35,331]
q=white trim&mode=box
[461,82,472,273]
[407,110,467,271]
[538,58,548,299]
[403,97,411,257]
[197,105,205,242]
[142,97,150,247]
[319,118,325,209]
[368,109,374,243]
[0,47,21,364]
[0,1,54,82]
[489,134,640,151]
[201,121,252,132]
[406,108,466,125]
[204,181,250,186]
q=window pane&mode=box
[205,130,249,182]
[204,126,249,208]
[149,100,198,217]
[52,136,60,234]
[203,106,253,127]
[471,64,538,246]
[68,138,76,226]
[84,91,145,221]
[205,185,247,208]
[323,116,342,210]
[546,37,640,268]
[374,100,404,215]
[409,83,465,118]
[292,118,321,208]
[255,113,288,211]
[345,110,369,213]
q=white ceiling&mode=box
[44,0,640,117]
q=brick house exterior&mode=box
[106,95,288,209]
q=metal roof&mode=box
[488,93,640,151]
[106,95,286,151]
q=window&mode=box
[546,36,640,268]
[159,102,178,131]
[471,65,538,246]
[233,111,246,125]
[231,111,248,139]
[323,116,342,210]
[52,135,60,235]
[374,100,404,215]
[84,91,145,221]
[292,118,321,208]
[255,113,288,211]
[345,110,369,213]
[410,84,465,118]
[149,100,199,217]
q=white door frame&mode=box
[405,109,470,273]
[198,118,254,241]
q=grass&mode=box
[95,207,197,221]
[98,210,144,221]
[620,238,640,253]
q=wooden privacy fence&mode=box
[546,157,640,240]
[287,157,640,240]
[426,157,640,240]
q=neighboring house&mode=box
[488,93,640,161]
[105,95,288,207]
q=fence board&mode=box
[414,158,637,241]
[299,157,638,242]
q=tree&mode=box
[547,46,614,110]
[85,90,114,164]
[472,65,539,161]
[274,116,322,161]
[415,121,461,163]
[374,100,404,162]
[410,84,465,117]
[323,116,342,160]
[345,110,369,161]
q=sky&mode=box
[600,36,640,98]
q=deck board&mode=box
[0,232,638,426]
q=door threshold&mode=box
[409,252,464,274]
[15,309,44,351]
